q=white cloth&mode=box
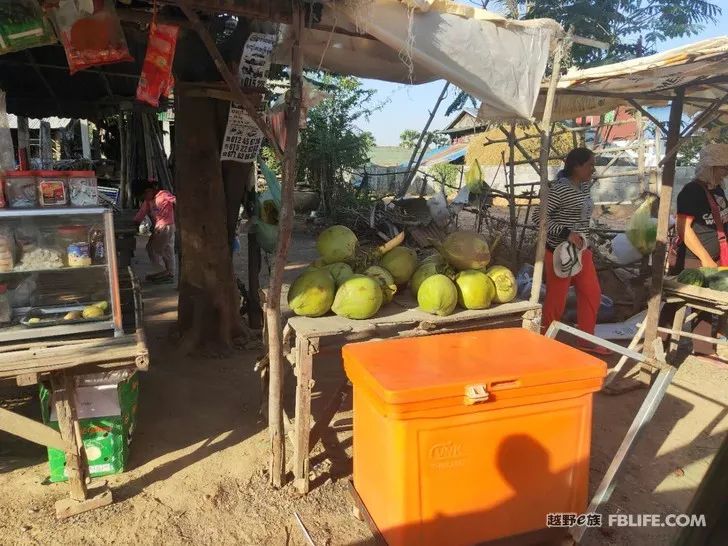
[553,235,587,278]
[273,0,558,120]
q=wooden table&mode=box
[661,278,728,356]
[0,269,147,518]
[281,297,541,494]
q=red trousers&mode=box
[542,249,602,335]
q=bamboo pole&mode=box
[398,81,450,198]
[267,2,304,488]
[641,89,685,373]
[636,111,646,192]
[529,37,566,306]
[507,124,517,260]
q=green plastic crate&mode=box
[39,373,139,483]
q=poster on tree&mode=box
[238,32,277,88]
[220,104,264,163]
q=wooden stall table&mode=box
[281,297,541,494]
[661,278,728,356]
[0,270,147,519]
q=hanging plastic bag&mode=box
[136,23,179,107]
[465,159,484,194]
[0,1,56,54]
[48,0,133,74]
[626,195,658,255]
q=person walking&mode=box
[542,147,611,356]
[134,179,177,282]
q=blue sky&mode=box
[361,5,728,146]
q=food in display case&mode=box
[67,242,92,267]
[14,247,64,271]
[0,208,120,342]
[67,171,98,206]
[4,171,37,208]
[0,231,14,272]
[37,171,68,207]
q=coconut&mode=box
[316,225,358,264]
[324,262,355,287]
[455,270,496,310]
[420,252,446,267]
[410,262,440,297]
[365,265,397,303]
[380,246,418,285]
[287,269,336,317]
[331,275,384,319]
[435,231,491,271]
[485,265,517,303]
[417,274,458,316]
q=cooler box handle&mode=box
[464,384,490,405]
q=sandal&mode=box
[577,343,614,357]
[148,273,174,284]
[145,271,167,281]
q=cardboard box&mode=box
[39,372,138,482]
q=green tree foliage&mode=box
[295,74,379,213]
[400,129,451,148]
[678,127,728,165]
[428,163,460,191]
[399,129,420,149]
[523,0,721,66]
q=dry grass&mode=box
[465,124,578,167]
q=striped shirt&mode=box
[543,175,594,250]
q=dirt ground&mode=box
[1,227,727,546]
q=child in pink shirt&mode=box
[134,180,177,281]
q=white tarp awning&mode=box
[274,0,561,120]
[479,36,728,122]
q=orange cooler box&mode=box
[343,328,606,546]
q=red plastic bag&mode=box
[136,23,179,107]
[49,0,133,74]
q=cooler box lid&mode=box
[343,328,607,406]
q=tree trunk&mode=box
[175,93,245,355]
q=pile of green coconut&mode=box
[287,225,517,320]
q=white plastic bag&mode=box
[609,233,643,265]
[427,191,450,228]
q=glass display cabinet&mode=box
[0,207,121,343]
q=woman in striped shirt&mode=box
[543,147,610,355]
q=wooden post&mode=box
[398,81,450,198]
[50,372,113,519]
[292,337,314,494]
[119,113,128,208]
[636,111,646,192]
[80,119,91,159]
[268,1,304,488]
[641,89,685,372]
[40,120,52,169]
[507,124,517,261]
[530,38,566,306]
[17,116,29,169]
[51,373,88,501]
